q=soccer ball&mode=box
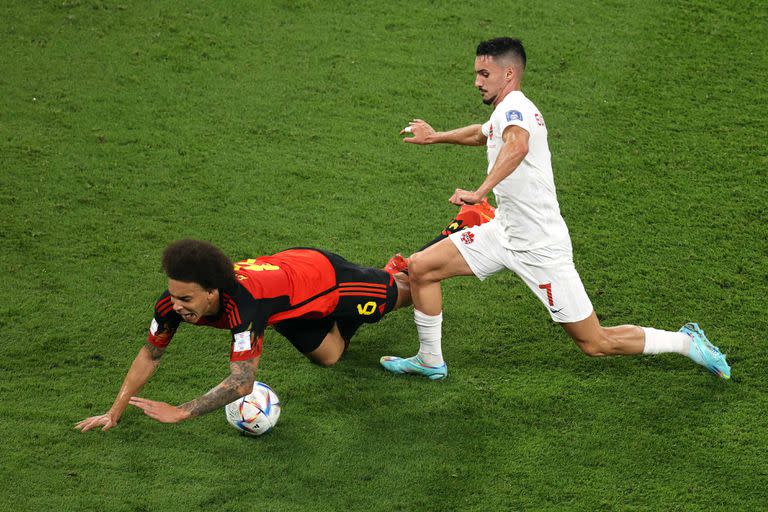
[224,381,281,436]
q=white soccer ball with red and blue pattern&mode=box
[224,381,281,436]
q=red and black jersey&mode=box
[147,248,397,361]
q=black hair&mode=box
[161,239,235,290]
[476,37,526,69]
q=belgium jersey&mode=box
[146,248,397,361]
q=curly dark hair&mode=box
[476,37,526,69]
[161,239,235,290]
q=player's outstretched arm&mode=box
[74,342,165,432]
[401,119,486,146]
[128,358,259,423]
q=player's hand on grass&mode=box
[74,412,119,432]
[449,188,482,206]
[129,397,191,423]
[400,119,435,144]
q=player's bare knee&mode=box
[307,342,344,367]
[407,252,436,284]
[310,351,341,367]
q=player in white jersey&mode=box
[381,37,730,380]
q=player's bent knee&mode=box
[306,329,346,367]
[407,252,439,283]
[308,347,343,367]
[407,252,426,276]
[310,353,341,367]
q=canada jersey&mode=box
[482,90,570,250]
[147,249,339,362]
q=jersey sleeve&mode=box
[498,98,533,136]
[220,288,269,361]
[481,119,492,138]
[229,328,264,361]
[147,291,182,348]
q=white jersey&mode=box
[482,91,570,250]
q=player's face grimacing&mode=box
[167,279,220,323]
[474,55,510,106]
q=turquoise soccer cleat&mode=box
[680,322,731,379]
[380,355,448,380]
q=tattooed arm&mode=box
[180,359,258,418]
[128,357,260,423]
[75,342,166,432]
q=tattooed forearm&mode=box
[179,360,254,419]
[143,341,166,361]
[179,384,241,419]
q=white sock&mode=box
[641,327,691,356]
[414,310,443,366]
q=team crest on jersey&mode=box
[535,112,545,126]
[489,124,494,139]
[460,231,475,245]
[505,110,523,122]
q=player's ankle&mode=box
[641,327,690,356]
[417,352,444,366]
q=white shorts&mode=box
[449,220,593,323]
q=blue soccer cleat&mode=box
[380,355,448,380]
[680,322,731,379]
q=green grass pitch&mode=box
[2,1,767,510]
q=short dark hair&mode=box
[162,239,235,290]
[476,37,526,69]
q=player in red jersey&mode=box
[75,239,411,431]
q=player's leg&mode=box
[407,237,475,315]
[561,315,731,378]
[560,312,645,355]
[326,251,400,321]
[306,323,347,367]
[302,251,408,357]
[273,317,348,367]
[273,251,414,367]
[381,238,471,379]
[522,251,732,378]
[511,257,646,355]
[276,315,391,367]
[381,224,503,380]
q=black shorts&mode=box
[273,250,398,354]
